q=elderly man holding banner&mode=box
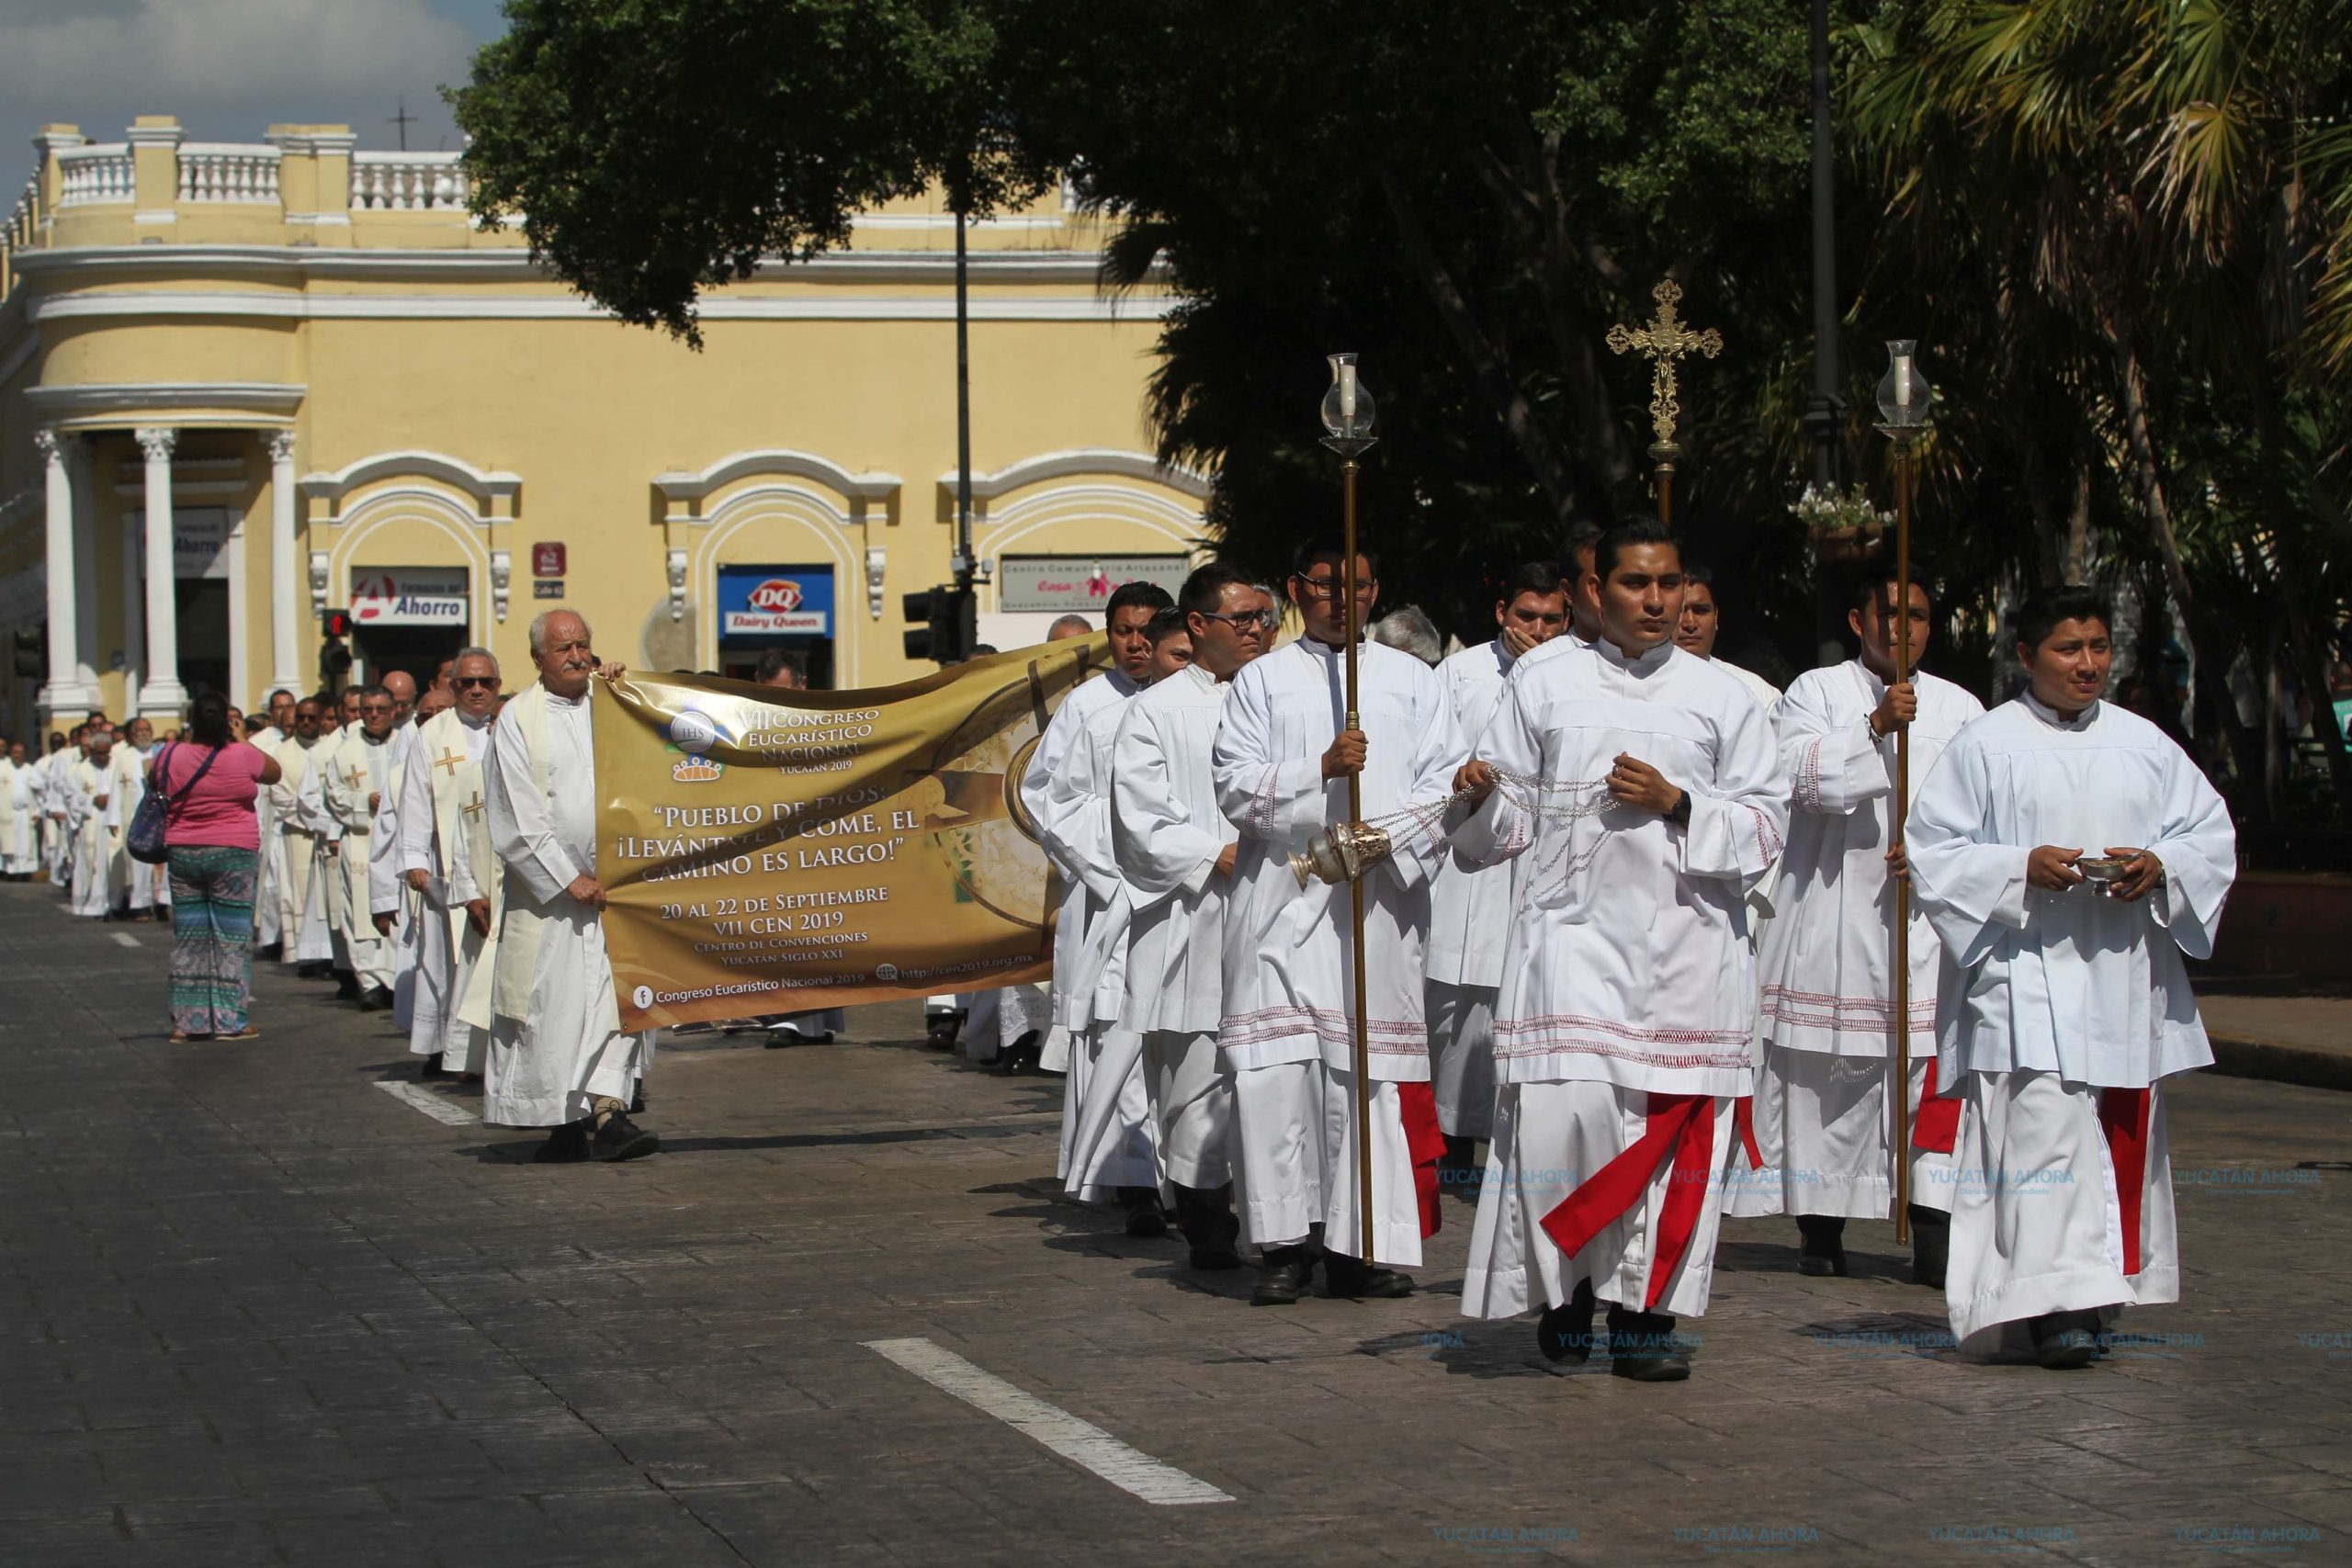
[483,609,658,1164]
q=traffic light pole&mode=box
[954,190,975,597]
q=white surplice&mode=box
[1023,668,1144,1076]
[0,760,35,874]
[1906,692,2234,1349]
[1213,637,1463,1263]
[1716,658,1783,714]
[396,712,494,1062]
[247,728,285,947]
[323,728,402,992]
[273,737,335,964]
[109,744,164,911]
[1425,637,1519,1139]
[1113,661,1240,1194]
[1034,678,1156,1199]
[1452,637,1787,1320]
[63,757,119,918]
[1733,661,1984,1220]
[482,682,653,1128]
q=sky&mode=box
[3,0,514,198]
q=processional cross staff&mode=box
[1606,280,1724,525]
[1317,353,1381,1264]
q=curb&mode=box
[2208,1032,2352,1094]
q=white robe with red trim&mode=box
[1906,692,2233,1348]
[1450,636,1787,1318]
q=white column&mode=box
[33,428,92,717]
[135,427,187,719]
[120,502,145,719]
[71,438,100,696]
[266,429,301,694]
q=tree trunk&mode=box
[1376,168,1588,526]
[2108,330,2267,807]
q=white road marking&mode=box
[373,1079,478,1127]
[862,1337,1233,1506]
[110,931,140,948]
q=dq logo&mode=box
[748,579,805,613]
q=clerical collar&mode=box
[459,712,492,729]
[1184,660,1221,690]
[1597,635,1673,671]
[1109,668,1144,696]
[363,732,388,746]
[548,689,587,708]
[2020,690,2098,730]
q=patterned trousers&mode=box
[168,845,257,1036]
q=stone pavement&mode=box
[3,883,2348,1567]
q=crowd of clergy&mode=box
[1,520,2234,1381]
[1012,517,2235,1381]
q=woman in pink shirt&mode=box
[152,691,282,1041]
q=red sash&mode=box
[2098,1087,2152,1277]
[1912,1058,1962,1155]
[1399,1080,1446,1239]
[1538,1093,1721,1312]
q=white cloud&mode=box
[0,0,482,169]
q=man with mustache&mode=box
[396,648,503,1081]
[322,684,403,1010]
[481,610,658,1163]
[1452,517,1788,1381]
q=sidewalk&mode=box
[2195,974,2352,1092]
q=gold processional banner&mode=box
[595,637,1107,1032]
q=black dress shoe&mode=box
[1607,1305,1691,1382]
[1171,1184,1243,1269]
[629,1083,646,1116]
[1117,1186,1170,1238]
[418,1054,449,1081]
[533,1122,591,1164]
[1909,1205,1951,1289]
[1322,1253,1415,1300]
[1795,1214,1849,1277]
[334,971,361,999]
[255,942,283,962]
[996,1030,1043,1076]
[357,986,394,1012]
[592,1112,660,1163]
[1250,1247,1316,1306]
[1537,1280,1598,1364]
[2030,1309,2102,1370]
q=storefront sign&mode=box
[534,579,565,599]
[532,542,567,577]
[996,555,1189,615]
[349,568,469,626]
[174,509,234,581]
[718,565,833,637]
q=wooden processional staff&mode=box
[1876,341,1931,1246]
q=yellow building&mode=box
[0,116,1205,732]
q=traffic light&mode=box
[10,626,40,679]
[319,609,353,692]
[901,584,977,664]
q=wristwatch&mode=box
[1667,790,1692,828]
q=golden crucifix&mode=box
[461,792,485,822]
[432,746,467,777]
[1605,280,1724,525]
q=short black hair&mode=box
[1179,562,1256,619]
[1500,561,1566,604]
[1145,606,1190,644]
[1848,554,1933,614]
[1291,538,1379,579]
[753,647,806,683]
[1105,581,1175,624]
[1593,517,1679,581]
[1562,522,1603,567]
[1682,561,1715,589]
[353,682,390,704]
[2014,585,2112,650]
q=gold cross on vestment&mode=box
[432,747,467,776]
[461,793,484,821]
[1605,280,1724,459]
[344,764,367,790]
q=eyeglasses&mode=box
[451,676,497,690]
[1195,611,1266,632]
[1291,576,1365,599]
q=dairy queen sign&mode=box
[717,566,833,636]
[347,569,469,626]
